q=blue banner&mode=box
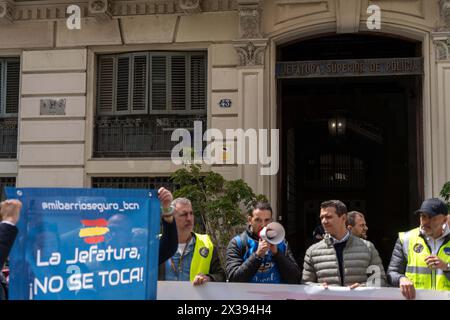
[5,187,161,300]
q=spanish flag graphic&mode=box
[79,218,110,244]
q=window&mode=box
[0,177,16,201]
[95,51,207,158]
[0,58,19,158]
[0,58,20,118]
[97,52,207,115]
[304,153,366,190]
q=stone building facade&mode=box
[1,1,450,257]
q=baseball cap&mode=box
[414,198,448,217]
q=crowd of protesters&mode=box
[155,188,449,299]
[1,187,449,300]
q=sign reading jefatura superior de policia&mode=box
[276,57,423,78]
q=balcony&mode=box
[93,114,206,158]
[92,176,178,191]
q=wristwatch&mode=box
[161,205,175,217]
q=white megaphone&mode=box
[259,222,285,245]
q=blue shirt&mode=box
[236,233,287,284]
[164,237,195,281]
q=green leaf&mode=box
[440,181,450,210]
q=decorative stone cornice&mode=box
[441,0,450,29]
[88,0,113,21]
[179,0,202,15]
[432,32,450,61]
[0,0,15,24]
[234,40,267,66]
[7,0,236,22]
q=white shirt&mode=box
[0,221,15,226]
[177,243,187,256]
[177,237,194,256]
[330,230,350,244]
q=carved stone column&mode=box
[88,0,113,22]
[238,0,262,39]
[440,0,450,30]
[0,0,15,24]
[430,30,450,198]
[232,1,269,195]
[433,1,450,60]
[233,0,267,67]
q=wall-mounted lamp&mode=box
[328,116,346,136]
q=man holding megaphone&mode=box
[226,202,301,284]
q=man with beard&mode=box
[226,202,300,284]
[346,211,368,239]
[387,198,450,299]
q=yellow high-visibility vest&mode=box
[189,233,214,281]
[399,227,450,291]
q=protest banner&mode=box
[157,281,450,300]
[5,187,160,300]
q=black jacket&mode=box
[0,223,18,270]
[158,219,178,265]
[387,232,450,287]
[0,222,18,300]
[226,227,301,284]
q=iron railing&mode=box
[0,118,17,159]
[0,177,16,201]
[92,176,177,191]
[94,114,206,158]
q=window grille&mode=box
[304,153,366,190]
[0,177,16,201]
[92,176,177,191]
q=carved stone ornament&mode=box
[239,7,262,39]
[441,0,450,29]
[2,0,235,22]
[234,41,267,66]
[237,0,263,39]
[0,0,15,24]
[179,0,202,15]
[434,35,450,61]
[88,0,113,21]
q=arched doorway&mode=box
[277,34,424,268]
